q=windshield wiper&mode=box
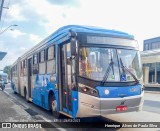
[119,58,139,83]
[101,58,114,85]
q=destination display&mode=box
[87,36,138,48]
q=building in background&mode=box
[141,37,160,85]
[0,51,6,60]
[143,37,160,51]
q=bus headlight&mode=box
[78,84,99,97]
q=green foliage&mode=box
[3,65,11,80]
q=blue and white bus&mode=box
[11,25,144,118]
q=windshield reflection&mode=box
[79,47,142,82]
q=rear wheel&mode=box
[50,95,62,118]
[24,88,29,102]
[14,91,17,94]
[1,85,5,91]
[12,85,17,94]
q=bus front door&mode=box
[60,43,74,115]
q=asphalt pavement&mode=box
[0,87,45,130]
[1,83,160,131]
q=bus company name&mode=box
[12,123,42,128]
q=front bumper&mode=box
[76,92,144,118]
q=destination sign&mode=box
[87,36,138,48]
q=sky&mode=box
[0,0,160,69]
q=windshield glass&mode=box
[79,47,142,82]
[117,49,142,81]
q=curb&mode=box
[144,91,160,94]
[2,90,64,131]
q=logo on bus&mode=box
[130,87,138,92]
[120,100,126,105]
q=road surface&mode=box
[3,83,160,131]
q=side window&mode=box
[20,60,27,76]
[39,50,45,62]
[20,61,23,76]
[12,66,14,77]
[46,45,56,74]
[33,54,38,64]
[47,46,54,60]
[23,60,27,76]
[14,65,18,77]
[15,65,17,77]
[33,53,39,74]
[39,50,46,74]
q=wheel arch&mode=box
[48,89,55,110]
[24,86,27,95]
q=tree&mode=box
[3,65,11,80]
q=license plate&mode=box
[116,106,128,112]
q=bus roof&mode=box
[12,25,135,65]
[49,25,134,40]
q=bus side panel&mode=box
[32,87,41,106]
[32,74,43,107]
[20,77,23,96]
[20,76,27,97]
[44,74,59,111]
[24,76,28,96]
[31,75,36,98]
[32,74,58,110]
[11,81,17,93]
[45,83,59,111]
[11,76,19,93]
[72,90,78,118]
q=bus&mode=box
[0,72,8,84]
[11,25,144,118]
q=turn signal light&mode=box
[82,87,88,92]
[141,85,145,92]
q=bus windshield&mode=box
[79,47,142,82]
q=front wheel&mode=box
[24,88,29,102]
[50,96,62,118]
[1,85,5,91]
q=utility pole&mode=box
[0,0,4,21]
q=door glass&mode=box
[61,43,73,113]
[66,43,72,111]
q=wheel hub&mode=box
[51,100,57,112]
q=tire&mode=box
[14,91,17,94]
[13,86,17,94]
[2,85,5,91]
[50,95,62,118]
[24,88,29,102]
[0,87,3,91]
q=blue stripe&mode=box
[96,84,141,98]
